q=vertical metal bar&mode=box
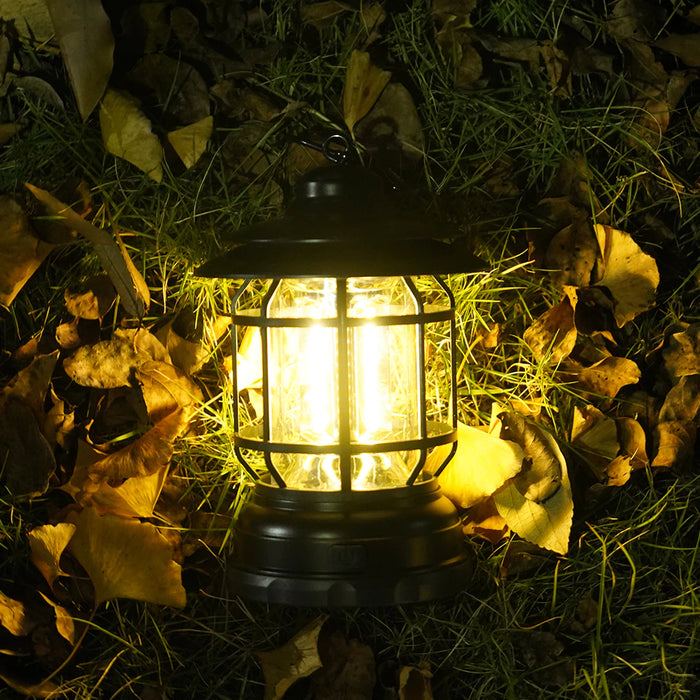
[336,278,352,491]
[404,276,426,486]
[261,279,286,487]
[436,275,458,437]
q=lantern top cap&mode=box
[197,162,486,279]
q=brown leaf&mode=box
[99,88,163,183]
[65,408,187,504]
[136,361,203,423]
[46,0,114,121]
[28,523,76,588]
[63,328,167,389]
[37,592,75,645]
[301,1,351,29]
[563,355,641,399]
[0,196,54,308]
[571,405,620,471]
[463,498,510,544]
[355,82,425,158]
[66,507,186,607]
[91,465,168,518]
[257,615,328,700]
[1,351,58,422]
[545,220,599,289]
[156,315,230,375]
[659,375,700,422]
[64,274,116,320]
[399,663,433,700]
[343,50,391,135]
[652,421,696,470]
[0,590,33,637]
[654,34,700,67]
[662,324,700,382]
[524,297,577,363]
[312,628,376,699]
[25,182,150,317]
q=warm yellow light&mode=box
[266,277,421,490]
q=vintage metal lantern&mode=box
[198,143,484,606]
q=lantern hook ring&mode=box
[297,133,356,164]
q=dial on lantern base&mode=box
[227,477,474,607]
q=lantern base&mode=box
[227,478,473,607]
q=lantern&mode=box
[198,145,484,606]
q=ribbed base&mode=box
[227,478,473,607]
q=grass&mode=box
[1,0,699,697]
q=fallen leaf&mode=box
[156,315,230,375]
[46,0,114,120]
[431,422,523,509]
[0,122,21,146]
[651,421,696,470]
[301,1,351,29]
[37,592,75,645]
[524,297,577,363]
[65,408,187,503]
[662,325,700,382]
[312,628,376,699]
[500,539,552,577]
[462,498,510,544]
[654,34,700,67]
[99,88,163,182]
[0,590,33,637]
[167,115,213,168]
[67,507,186,607]
[616,416,648,468]
[24,182,150,317]
[563,355,641,399]
[0,397,56,497]
[605,0,658,41]
[399,663,433,700]
[64,274,116,319]
[0,672,59,698]
[91,466,168,518]
[659,375,700,422]
[1,350,58,421]
[136,361,203,422]
[28,523,76,588]
[494,418,573,554]
[571,405,620,468]
[0,196,54,308]
[343,50,391,135]
[257,615,328,700]
[545,220,599,289]
[0,0,54,39]
[63,328,167,389]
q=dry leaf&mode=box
[494,418,573,554]
[99,88,163,182]
[651,421,696,470]
[545,220,599,289]
[156,315,230,375]
[654,34,700,67]
[659,375,700,422]
[257,616,327,700]
[343,50,391,135]
[64,274,116,320]
[65,409,187,504]
[0,0,54,38]
[67,507,186,607]
[0,195,54,308]
[431,422,523,509]
[399,663,434,700]
[571,405,620,467]
[37,592,75,645]
[593,224,659,327]
[0,673,59,699]
[91,466,168,518]
[564,355,641,399]
[524,297,577,363]
[312,629,375,699]
[1,350,58,421]
[24,182,149,317]
[136,361,203,422]
[0,123,21,146]
[0,590,33,637]
[462,498,510,544]
[28,523,76,588]
[63,328,167,389]
[46,0,114,121]
[167,115,213,169]
[301,1,351,28]
[662,325,700,382]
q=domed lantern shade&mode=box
[197,162,485,607]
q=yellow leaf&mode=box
[135,361,203,423]
[593,224,660,327]
[167,115,213,169]
[493,419,573,555]
[523,297,577,363]
[0,590,33,637]
[431,422,523,509]
[37,592,75,645]
[257,615,327,700]
[0,0,54,40]
[28,523,76,588]
[566,355,641,399]
[100,88,163,182]
[399,664,433,700]
[343,50,391,135]
[91,466,168,518]
[66,507,186,607]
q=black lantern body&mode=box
[198,165,484,606]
